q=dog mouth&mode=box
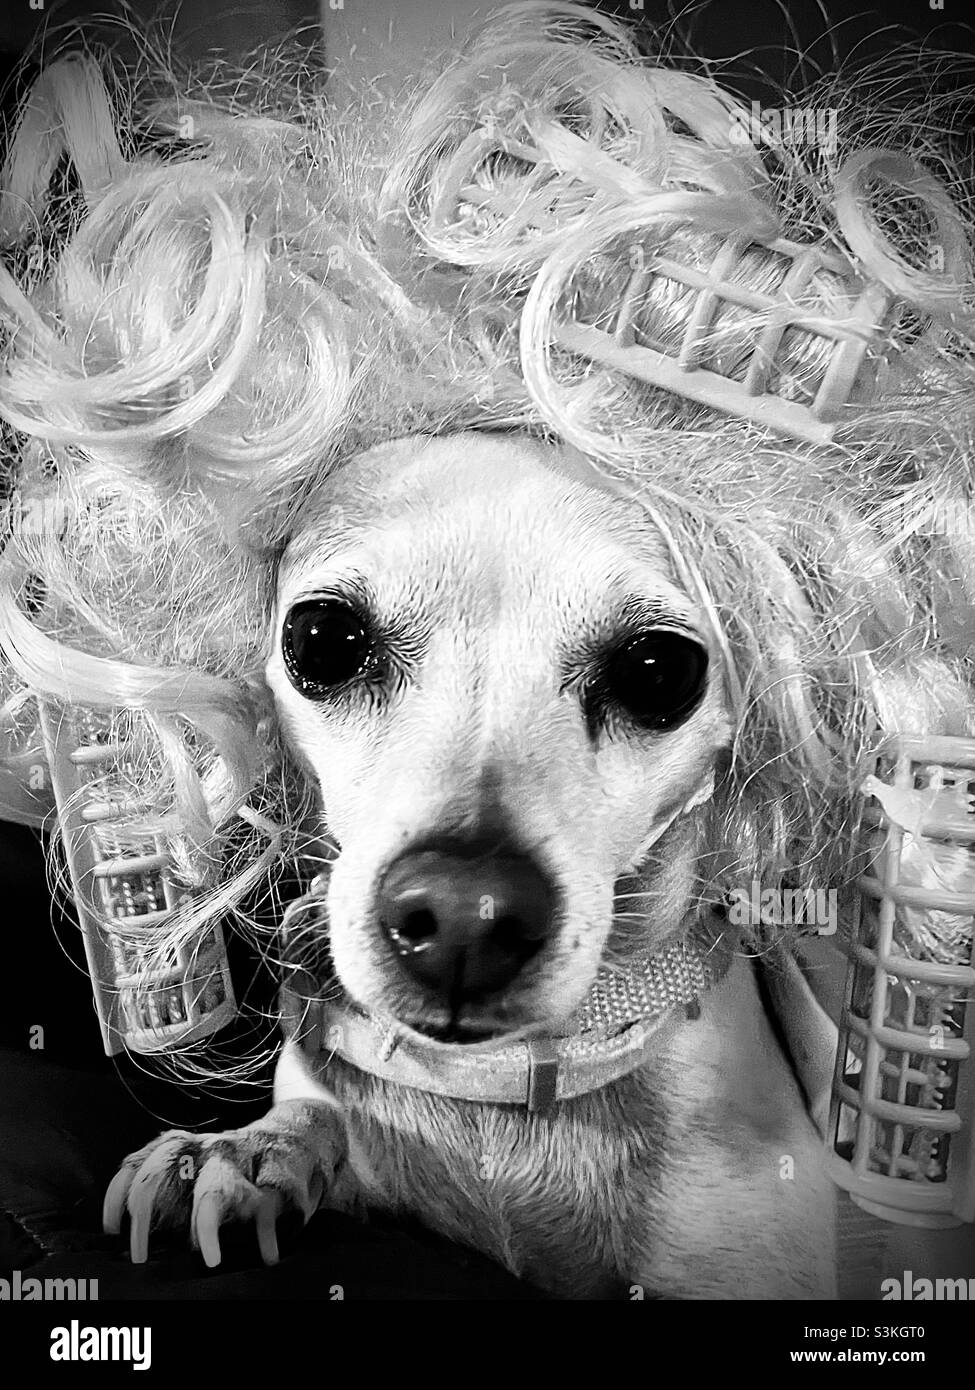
[409,1019,509,1045]
[389,985,539,1044]
[280,926,532,1045]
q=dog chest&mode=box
[323,1055,668,1297]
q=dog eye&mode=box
[282,600,373,695]
[605,631,708,729]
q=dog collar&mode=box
[280,896,735,1113]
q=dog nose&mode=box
[377,844,556,1004]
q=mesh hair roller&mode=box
[38,698,236,1055]
[433,109,965,445]
[553,234,896,446]
[828,734,975,1228]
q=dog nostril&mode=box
[395,908,438,945]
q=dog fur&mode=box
[106,432,838,1299]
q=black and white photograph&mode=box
[0,0,973,1338]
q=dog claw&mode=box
[128,1159,180,1263]
[255,1191,282,1265]
[128,1188,158,1264]
[303,1171,324,1222]
[102,1167,132,1235]
[194,1193,224,1269]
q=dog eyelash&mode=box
[560,666,622,741]
[353,665,404,711]
[298,658,410,716]
[580,680,632,742]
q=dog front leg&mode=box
[104,1070,352,1267]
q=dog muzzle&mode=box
[279,891,735,1115]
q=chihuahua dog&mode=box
[104,432,838,1299]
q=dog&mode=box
[103,431,839,1300]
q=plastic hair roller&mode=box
[828,734,975,1228]
[38,698,236,1055]
[447,129,961,445]
[554,234,895,447]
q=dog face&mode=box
[266,433,733,1040]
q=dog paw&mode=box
[103,1103,331,1268]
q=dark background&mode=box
[2,0,973,99]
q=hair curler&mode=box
[431,113,965,445]
[37,697,236,1056]
[828,733,975,1228]
[552,232,897,447]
